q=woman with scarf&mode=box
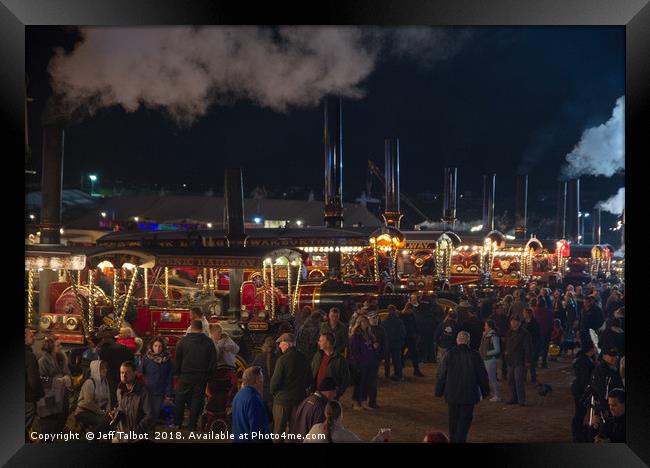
[348,317,379,411]
[139,337,173,421]
[74,360,111,433]
[38,337,72,436]
[479,320,502,402]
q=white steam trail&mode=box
[562,96,625,178]
[48,26,468,125]
[597,187,624,215]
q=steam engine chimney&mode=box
[224,166,247,247]
[592,207,602,245]
[566,178,580,243]
[40,125,65,245]
[323,96,344,228]
[514,174,528,239]
[383,138,402,229]
[482,173,496,232]
[442,167,457,230]
[555,180,567,239]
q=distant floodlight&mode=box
[134,216,139,222]
[254,217,262,224]
[59,228,64,235]
[100,212,107,218]
[29,214,35,220]
[207,222,213,228]
[296,220,303,226]
[470,224,483,232]
[88,174,97,182]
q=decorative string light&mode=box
[143,266,148,305]
[26,269,34,327]
[88,269,95,334]
[164,267,169,299]
[117,267,138,330]
[69,269,90,337]
[269,260,276,319]
[292,262,302,315]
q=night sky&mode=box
[26,26,624,228]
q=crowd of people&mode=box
[25,279,625,443]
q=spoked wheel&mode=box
[234,355,248,390]
[210,418,230,433]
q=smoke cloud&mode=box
[417,219,484,232]
[597,187,624,215]
[561,97,625,179]
[47,26,468,125]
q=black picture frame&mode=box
[3,0,648,465]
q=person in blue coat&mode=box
[139,337,173,421]
[232,366,272,443]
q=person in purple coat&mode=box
[533,297,554,369]
[348,317,379,411]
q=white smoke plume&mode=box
[416,219,484,232]
[561,96,625,178]
[47,26,468,125]
[597,187,624,215]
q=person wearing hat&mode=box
[97,328,134,405]
[504,315,532,405]
[269,333,311,441]
[434,311,459,363]
[590,347,623,414]
[571,341,597,442]
[290,377,337,440]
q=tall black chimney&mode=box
[592,207,602,245]
[323,97,343,228]
[514,174,528,239]
[224,166,246,247]
[482,173,496,232]
[566,178,580,243]
[383,138,402,229]
[555,181,567,239]
[40,125,64,245]
[442,167,457,230]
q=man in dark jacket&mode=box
[435,331,490,443]
[97,329,135,405]
[604,289,624,320]
[114,361,154,442]
[504,316,532,405]
[411,293,436,364]
[296,310,324,360]
[290,377,337,440]
[595,388,626,443]
[269,333,311,440]
[598,319,625,356]
[381,305,406,381]
[400,303,425,377]
[430,294,446,363]
[579,296,604,343]
[460,310,483,352]
[454,295,474,324]
[319,307,348,355]
[571,342,597,442]
[435,311,459,362]
[310,332,351,398]
[173,320,217,431]
[590,348,623,414]
[522,308,541,383]
[25,328,44,441]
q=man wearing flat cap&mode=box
[269,333,311,441]
[590,347,623,414]
[504,315,532,405]
[290,377,338,440]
